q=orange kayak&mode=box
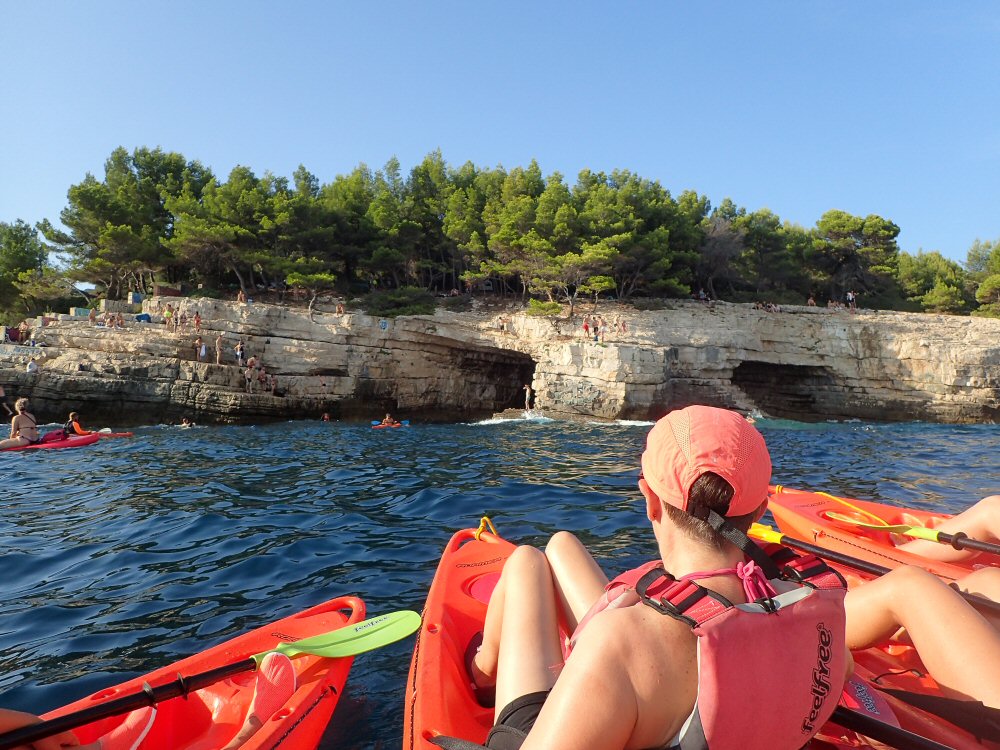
[404,523,989,750]
[44,595,365,750]
[767,485,982,581]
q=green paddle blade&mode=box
[252,610,421,665]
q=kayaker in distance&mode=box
[380,413,398,426]
[466,406,851,750]
[179,417,196,428]
[0,398,40,449]
[65,411,94,436]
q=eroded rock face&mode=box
[1,297,997,425]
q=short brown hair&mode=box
[662,472,761,551]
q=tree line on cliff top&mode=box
[2,146,1000,322]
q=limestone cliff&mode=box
[1,297,997,425]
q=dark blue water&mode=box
[0,416,997,748]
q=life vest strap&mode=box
[635,567,734,626]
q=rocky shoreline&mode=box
[1,296,998,426]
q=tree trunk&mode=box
[230,264,249,293]
[307,290,317,322]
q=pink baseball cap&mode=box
[640,405,771,517]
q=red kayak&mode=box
[41,595,365,750]
[404,521,988,750]
[1,433,100,452]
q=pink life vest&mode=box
[568,544,847,750]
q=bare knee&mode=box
[973,495,1000,520]
[955,567,1000,601]
[881,565,943,603]
[545,531,584,561]
[505,545,551,581]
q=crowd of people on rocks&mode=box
[581,314,626,343]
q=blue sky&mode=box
[1,2,997,263]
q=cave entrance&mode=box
[731,361,839,422]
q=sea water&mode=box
[0,417,996,748]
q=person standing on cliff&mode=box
[215,334,224,364]
[194,311,202,333]
[235,341,245,367]
[194,335,205,362]
[523,384,533,411]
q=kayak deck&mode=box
[46,595,365,750]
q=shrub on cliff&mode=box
[526,299,562,316]
[361,287,436,317]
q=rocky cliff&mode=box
[1,297,998,425]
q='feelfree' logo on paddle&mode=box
[801,623,834,734]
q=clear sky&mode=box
[2,1,997,263]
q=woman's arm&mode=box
[0,708,80,749]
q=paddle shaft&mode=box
[832,706,954,750]
[932,530,1000,556]
[768,531,1000,619]
[0,659,255,750]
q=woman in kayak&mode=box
[381,413,398,426]
[467,406,850,750]
[0,398,40,449]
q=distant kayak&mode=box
[1,433,100,452]
[371,420,409,429]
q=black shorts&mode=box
[485,691,550,750]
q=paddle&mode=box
[0,610,421,750]
[831,706,955,750]
[826,513,1000,556]
[750,524,1000,619]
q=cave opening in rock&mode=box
[731,361,840,422]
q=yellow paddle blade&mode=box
[749,523,784,545]
[825,516,940,540]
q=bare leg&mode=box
[951,567,1000,630]
[897,495,1000,562]
[845,566,1000,707]
[473,545,564,719]
[545,531,609,630]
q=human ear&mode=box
[638,478,661,523]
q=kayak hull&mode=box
[1,433,101,452]
[45,595,365,750]
[767,485,978,581]
[405,526,987,750]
